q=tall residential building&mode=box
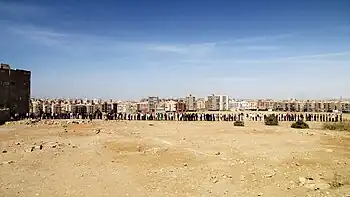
[86,104,94,114]
[218,95,229,111]
[155,101,166,113]
[0,63,31,115]
[148,96,159,113]
[165,100,177,112]
[185,94,196,111]
[51,103,62,115]
[196,98,206,111]
[76,104,87,115]
[137,101,149,113]
[206,94,220,111]
[31,101,42,115]
[176,101,186,112]
[42,103,51,114]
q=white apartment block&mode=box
[230,100,249,111]
[156,101,166,113]
[86,104,94,114]
[31,101,42,115]
[42,103,51,114]
[51,103,62,115]
[117,103,127,113]
[247,100,258,110]
[165,100,177,112]
[218,95,229,111]
[196,99,206,111]
[68,104,76,113]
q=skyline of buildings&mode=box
[1,62,350,118]
[29,95,350,116]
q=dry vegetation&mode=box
[291,120,310,129]
[323,120,350,132]
[1,119,350,197]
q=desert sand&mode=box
[1,120,350,197]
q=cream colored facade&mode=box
[31,101,41,115]
[165,100,177,112]
[196,99,206,111]
[51,103,61,115]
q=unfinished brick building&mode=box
[0,63,31,116]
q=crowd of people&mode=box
[19,111,344,122]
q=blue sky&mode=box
[0,0,350,100]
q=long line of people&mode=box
[24,112,343,122]
[245,113,342,122]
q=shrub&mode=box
[234,120,244,127]
[291,120,309,129]
[323,121,350,132]
[265,114,278,126]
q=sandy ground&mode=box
[1,120,350,197]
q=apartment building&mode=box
[218,95,229,111]
[31,101,42,115]
[247,100,258,110]
[155,101,166,113]
[148,96,159,113]
[124,102,137,113]
[196,98,206,111]
[101,102,113,113]
[86,104,94,114]
[230,100,249,111]
[165,100,177,112]
[76,104,87,115]
[0,63,31,115]
[185,94,196,111]
[51,103,62,115]
[341,101,350,113]
[137,101,149,113]
[42,103,51,114]
[176,101,186,112]
[206,94,220,111]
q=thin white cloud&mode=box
[7,25,69,46]
[147,44,189,54]
[245,45,280,51]
[206,77,257,82]
[283,51,350,60]
[179,51,350,66]
[147,34,290,54]
[230,34,292,44]
[147,42,217,57]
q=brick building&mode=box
[175,101,186,113]
[0,63,31,116]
